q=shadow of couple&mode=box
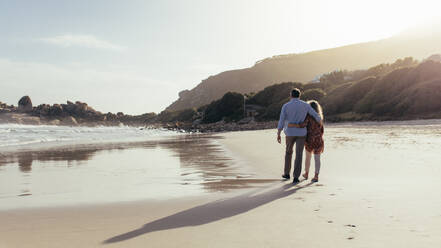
[103,181,313,244]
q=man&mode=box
[277,88,322,184]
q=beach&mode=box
[1,121,441,247]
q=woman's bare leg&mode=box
[312,153,321,181]
[303,151,312,179]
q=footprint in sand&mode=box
[17,193,32,197]
[347,237,355,240]
[345,224,356,228]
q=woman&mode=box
[289,100,324,182]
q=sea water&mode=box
[0,124,177,149]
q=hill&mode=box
[247,58,441,122]
[169,56,441,127]
[166,26,441,112]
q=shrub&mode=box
[202,92,244,123]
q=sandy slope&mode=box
[1,128,440,247]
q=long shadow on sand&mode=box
[103,181,312,244]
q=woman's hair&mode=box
[307,100,324,120]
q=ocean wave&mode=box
[0,124,176,149]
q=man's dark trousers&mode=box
[284,136,306,179]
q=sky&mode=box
[1,0,440,114]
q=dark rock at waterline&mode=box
[105,112,118,122]
[50,104,63,116]
[18,96,33,112]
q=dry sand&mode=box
[1,128,441,247]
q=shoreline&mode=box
[2,111,441,132]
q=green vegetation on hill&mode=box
[163,56,441,124]
[319,59,441,121]
[155,55,441,125]
[353,61,441,117]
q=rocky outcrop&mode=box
[18,96,32,112]
[31,101,104,122]
[1,96,157,126]
[178,90,190,98]
[61,101,103,121]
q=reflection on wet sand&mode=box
[1,147,101,172]
[17,154,33,173]
[0,134,273,207]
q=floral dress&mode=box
[300,115,324,154]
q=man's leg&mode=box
[293,137,306,179]
[284,136,295,176]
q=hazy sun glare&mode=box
[272,0,441,53]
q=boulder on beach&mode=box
[49,104,63,116]
[33,104,50,116]
[18,96,33,112]
[63,101,76,114]
[105,112,118,121]
[75,101,88,112]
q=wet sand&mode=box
[1,122,441,247]
[0,135,273,210]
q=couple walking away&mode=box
[277,88,324,184]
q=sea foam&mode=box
[0,124,175,149]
